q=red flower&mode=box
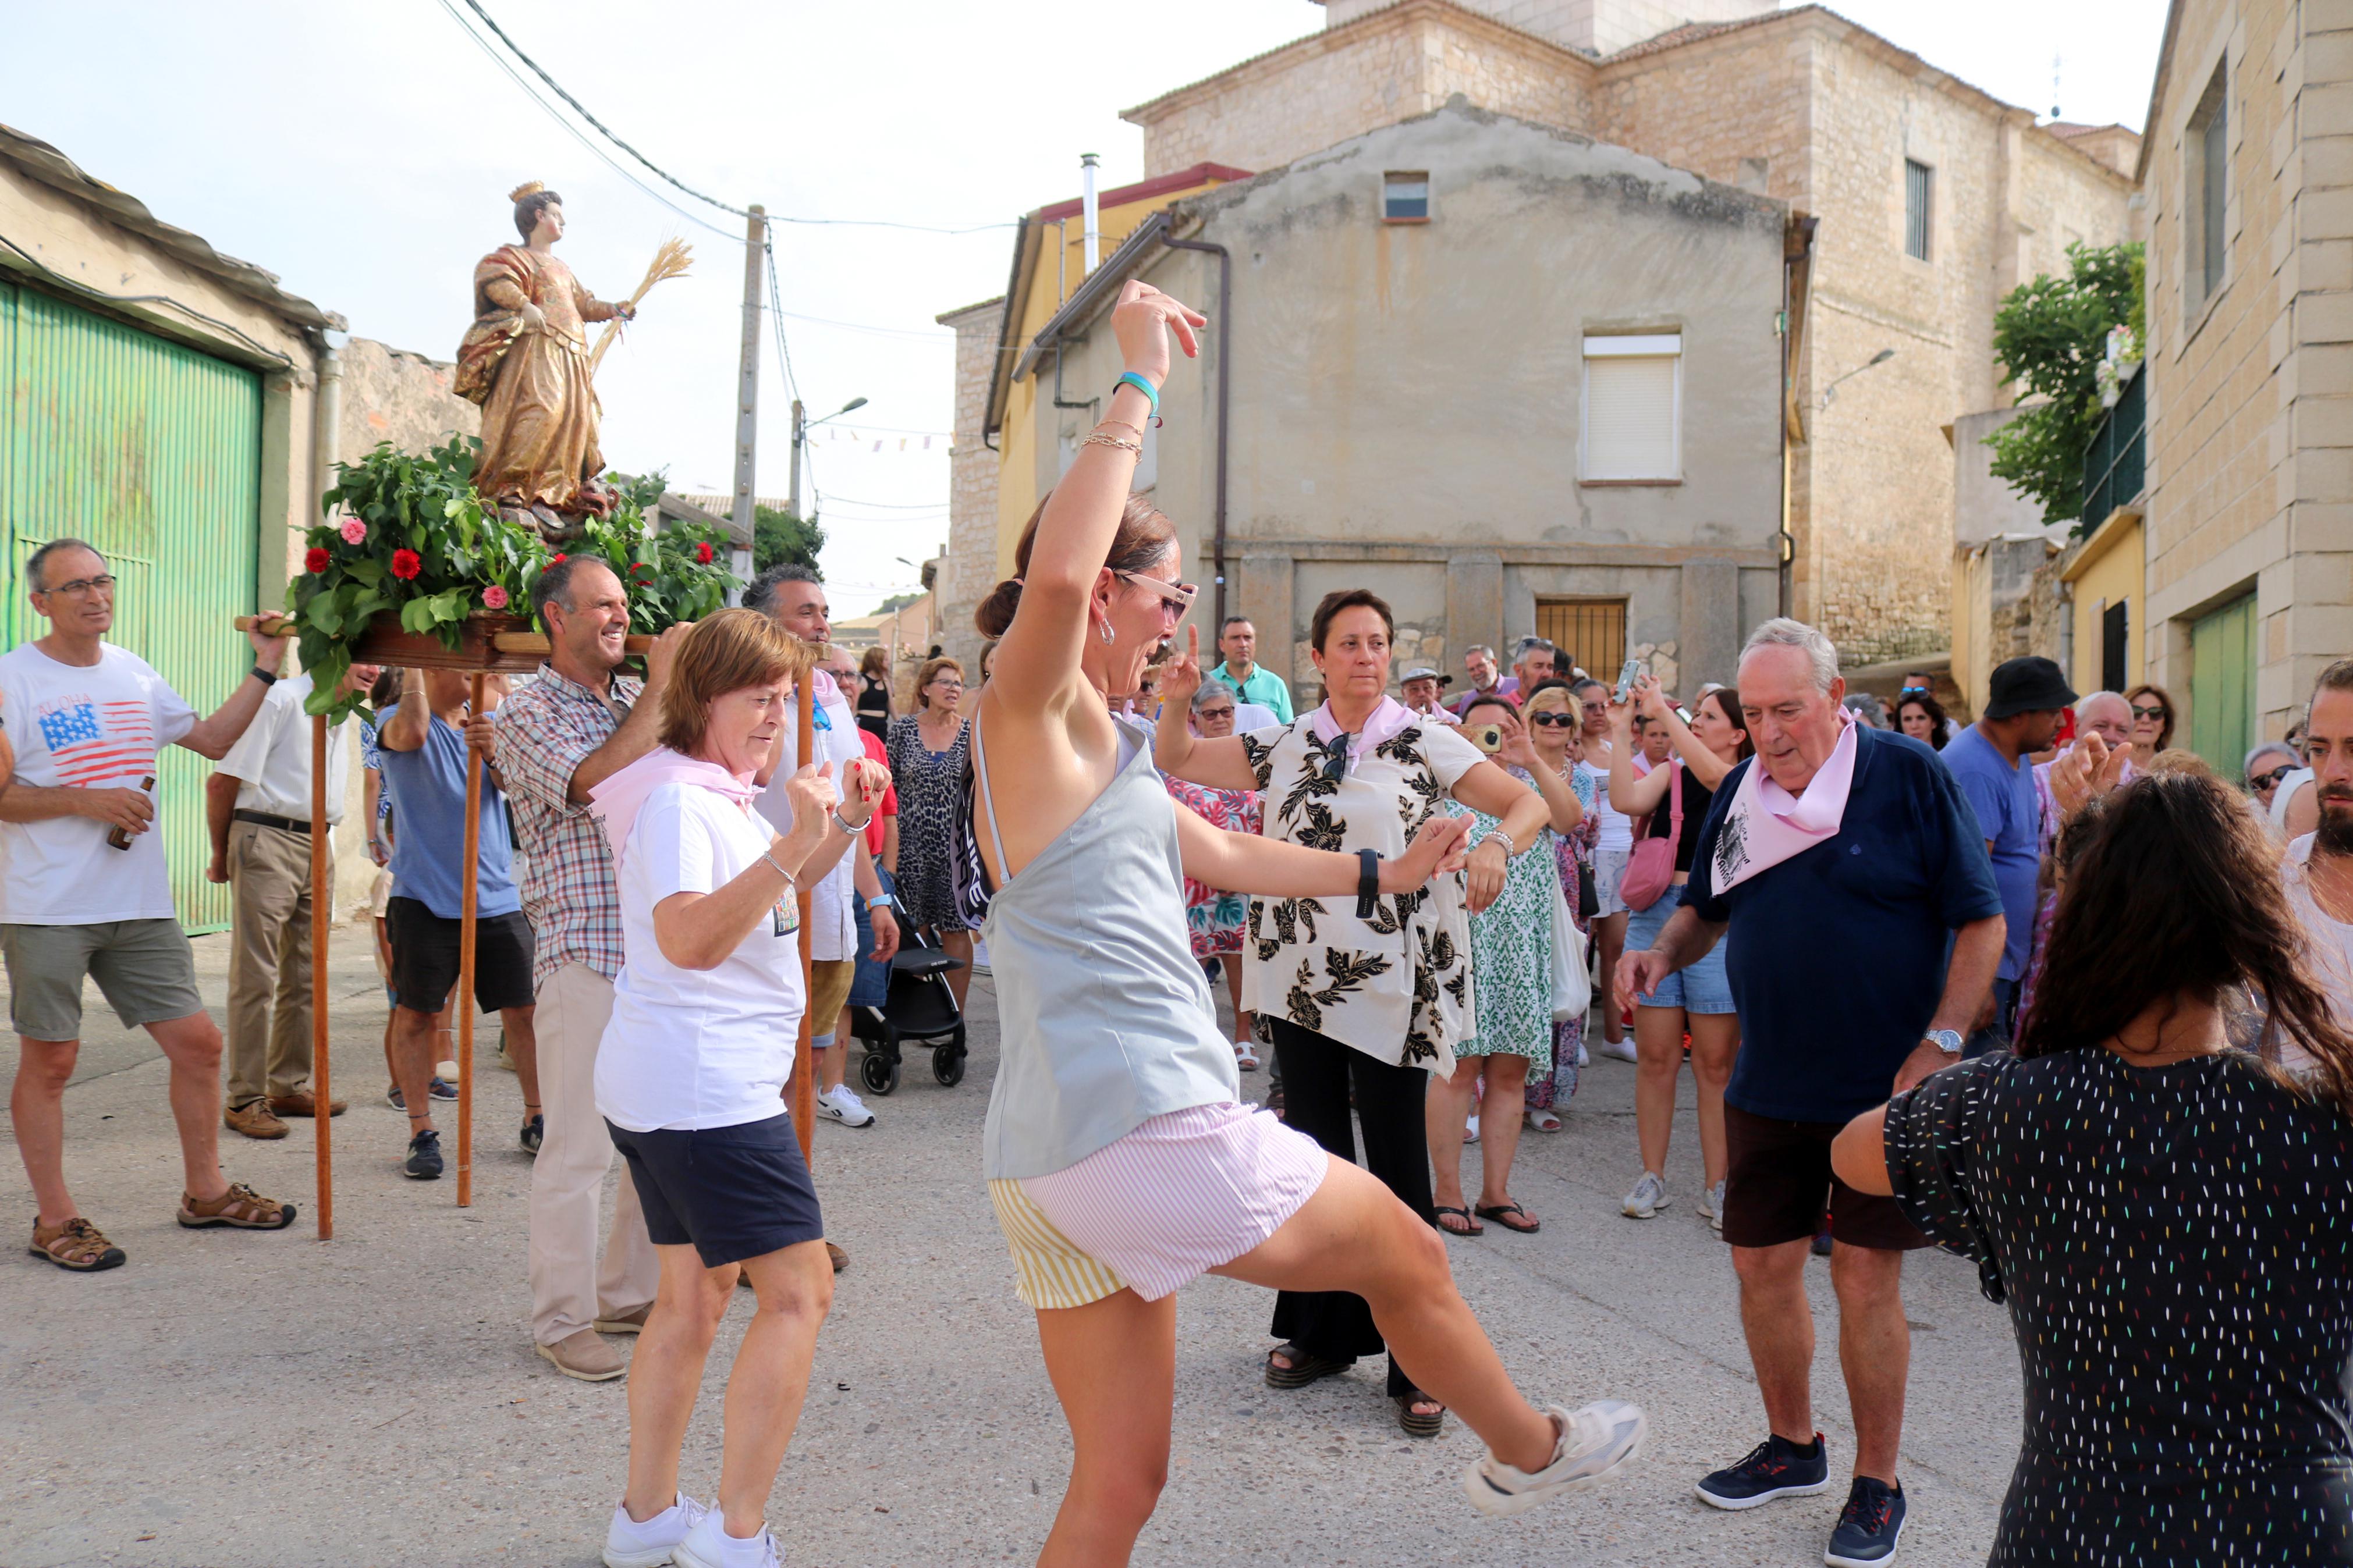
[695,541,715,564]
[391,549,423,581]
[549,553,567,564]
[305,546,331,574]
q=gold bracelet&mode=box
[1081,432,1141,454]
[1096,418,1145,438]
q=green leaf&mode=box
[401,599,433,634]
[306,595,342,635]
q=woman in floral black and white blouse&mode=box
[1156,588,1561,1439]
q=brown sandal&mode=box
[30,1217,126,1272]
[1395,1389,1446,1438]
[178,1182,296,1231]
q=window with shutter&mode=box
[1581,334,1681,482]
[1904,159,1933,261]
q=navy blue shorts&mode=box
[605,1112,824,1268]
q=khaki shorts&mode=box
[808,959,857,1043]
[2,919,205,1040]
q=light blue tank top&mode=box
[975,712,1240,1180]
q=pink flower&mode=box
[482,585,509,610]
[339,517,367,545]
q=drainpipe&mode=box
[1162,234,1231,631]
[1080,154,1102,274]
[1777,218,1816,620]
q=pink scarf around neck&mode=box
[589,746,762,873]
[1308,695,1417,773]
[1709,711,1859,894]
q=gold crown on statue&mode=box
[509,180,546,202]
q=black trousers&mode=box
[1265,1016,1431,1398]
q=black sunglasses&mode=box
[1529,712,1578,728]
[2251,765,2295,791]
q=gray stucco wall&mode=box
[1027,102,1785,696]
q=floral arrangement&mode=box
[287,438,736,716]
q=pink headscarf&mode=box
[588,746,761,873]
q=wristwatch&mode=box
[832,806,870,836]
[1925,1029,1965,1057]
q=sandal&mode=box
[1433,1205,1484,1237]
[29,1216,126,1272]
[1524,1107,1563,1133]
[178,1182,296,1231]
[1264,1342,1351,1389]
[1395,1389,1446,1438]
[1475,1201,1541,1235]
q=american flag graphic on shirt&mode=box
[34,694,155,788]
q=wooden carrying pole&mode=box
[793,670,815,1165]
[457,672,484,1206]
[311,713,333,1239]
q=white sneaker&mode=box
[1598,1037,1638,1063]
[675,1509,781,1568]
[1235,1038,1261,1072]
[1464,1113,1482,1144]
[1462,1400,1647,1517]
[1621,1171,1669,1219]
[1699,1181,1727,1232]
[1575,1041,1590,1068]
[603,1492,708,1568]
[815,1085,875,1128]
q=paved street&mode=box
[0,926,2021,1567]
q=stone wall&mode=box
[334,337,477,474]
[933,298,1004,677]
[1319,0,1775,56]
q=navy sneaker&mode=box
[403,1129,444,1181]
[520,1113,543,1157]
[1825,1476,1905,1566]
[429,1075,459,1101]
[1695,1431,1831,1510]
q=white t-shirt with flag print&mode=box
[0,642,197,925]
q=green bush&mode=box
[1985,241,2144,530]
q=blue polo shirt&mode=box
[1939,723,2040,982]
[379,713,520,920]
[1683,728,2003,1124]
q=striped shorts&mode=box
[989,1101,1329,1310]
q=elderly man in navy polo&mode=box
[1615,617,2004,1567]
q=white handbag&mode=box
[1549,864,1592,1023]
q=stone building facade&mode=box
[932,297,1005,675]
[1115,0,2140,667]
[1005,104,1788,696]
[2132,0,2353,765]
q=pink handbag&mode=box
[1619,760,1681,913]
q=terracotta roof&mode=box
[0,121,343,335]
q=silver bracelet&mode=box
[761,848,796,885]
[1486,829,1517,856]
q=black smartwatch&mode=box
[1356,847,1380,918]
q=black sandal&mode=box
[1395,1389,1446,1438]
[1433,1205,1484,1237]
[1475,1201,1541,1234]
[1264,1342,1351,1389]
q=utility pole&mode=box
[788,398,805,518]
[730,204,766,589]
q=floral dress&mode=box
[1163,777,1262,957]
[1529,759,1599,1110]
[1447,767,1558,1069]
[887,713,982,933]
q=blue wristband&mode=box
[1115,372,1160,415]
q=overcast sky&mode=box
[2,1,2166,614]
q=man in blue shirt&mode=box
[1616,618,2004,1567]
[1941,656,2073,1055]
[378,667,542,1182]
[1205,616,1293,724]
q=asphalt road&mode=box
[0,927,2020,1567]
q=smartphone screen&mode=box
[1614,657,1644,703]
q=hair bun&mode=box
[975,577,1024,639]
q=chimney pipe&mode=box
[1080,152,1102,273]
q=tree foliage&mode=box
[1985,241,2145,529]
[753,503,826,574]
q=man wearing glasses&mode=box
[1,538,299,1272]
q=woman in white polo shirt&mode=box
[587,608,886,1568]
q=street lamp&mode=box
[788,396,867,516]
[1819,347,1895,411]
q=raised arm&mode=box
[989,280,1205,719]
[177,624,292,760]
[1492,716,1582,833]
[1638,678,1735,790]
[1606,694,1672,817]
[1153,623,1260,791]
[378,669,431,754]
[652,764,837,972]
[1175,801,1468,899]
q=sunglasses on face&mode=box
[1196,706,1235,721]
[1115,570,1199,611]
[2131,703,2169,722]
[1529,712,1577,728]
[2252,765,2295,791]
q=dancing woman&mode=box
[972,280,1644,1567]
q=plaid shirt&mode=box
[494,664,643,992]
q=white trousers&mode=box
[527,963,658,1345]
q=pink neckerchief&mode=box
[589,745,762,873]
[1711,710,1859,894]
[1308,695,1417,775]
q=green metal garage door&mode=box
[1,280,263,933]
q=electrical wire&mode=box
[776,309,954,342]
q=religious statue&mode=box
[455,182,636,538]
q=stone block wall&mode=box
[934,299,1005,677]
[335,337,477,474]
[1322,0,1774,56]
